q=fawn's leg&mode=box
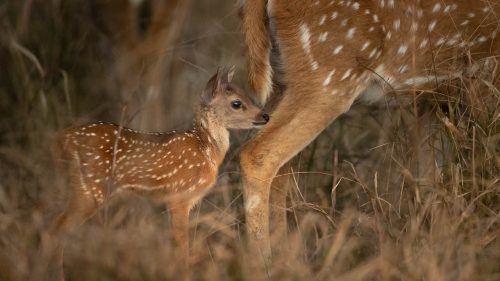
[50,147,106,235]
[169,202,190,275]
[240,81,361,263]
[50,193,100,235]
[44,152,102,281]
[43,189,100,281]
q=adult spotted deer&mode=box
[48,69,268,276]
[240,0,499,260]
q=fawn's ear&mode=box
[201,69,223,106]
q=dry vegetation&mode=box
[0,1,499,280]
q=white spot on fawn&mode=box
[333,45,344,55]
[419,39,429,49]
[393,19,400,30]
[397,45,408,55]
[346,27,356,39]
[428,20,437,32]
[361,41,371,51]
[323,70,335,87]
[319,32,328,42]
[432,3,441,13]
[319,15,326,26]
[340,69,352,81]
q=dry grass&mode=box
[0,1,499,280]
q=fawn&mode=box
[48,68,268,273]
[240,0,499,260]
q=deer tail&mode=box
[242,0,272,105]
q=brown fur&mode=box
[240,0,500,261]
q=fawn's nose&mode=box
[262,113,270,123]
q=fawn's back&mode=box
[56,123,217,204]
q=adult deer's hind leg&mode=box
[269,164,292,248]
[240,82,359,263]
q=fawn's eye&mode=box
[231,100,242,109]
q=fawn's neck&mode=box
[193,109,230,166]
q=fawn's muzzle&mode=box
[253,112,270,126]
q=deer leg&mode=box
[269,163,291,247]
[44,187,100,281]
[50,151,104,235]
[240,85,358,263]
[169,202,190,275]
[50,193,100,235]
[406,108,445,188]
[45,152,102,280]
